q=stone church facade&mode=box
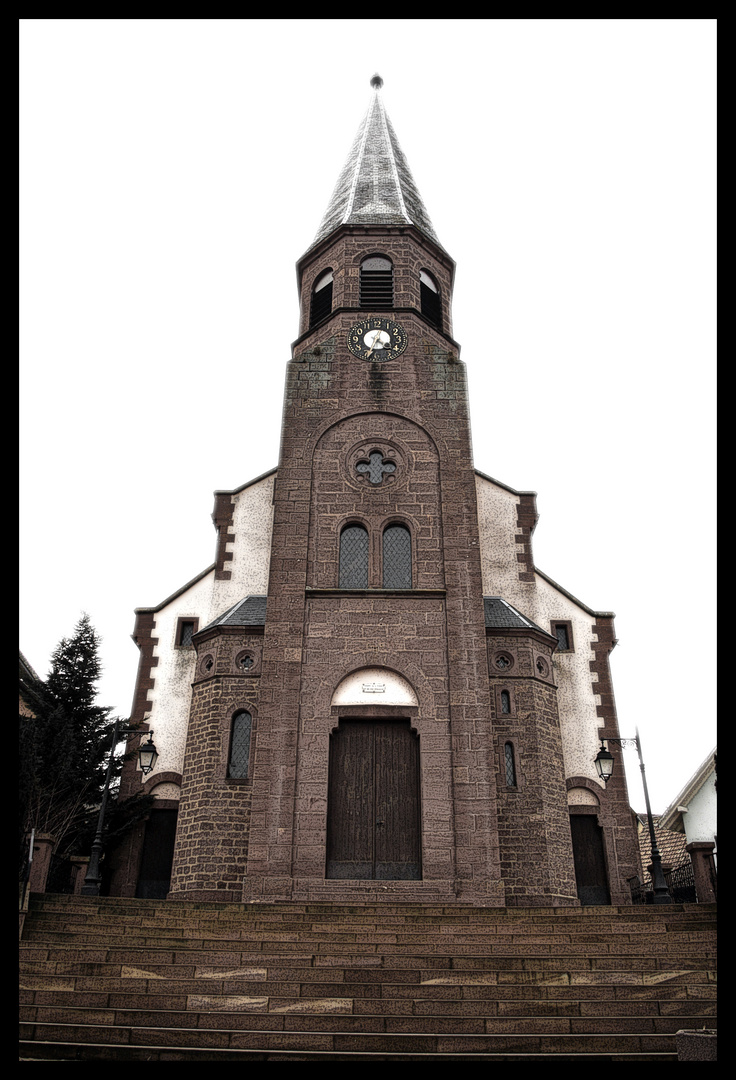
[110,78,640,908]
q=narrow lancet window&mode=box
[504,742,517,788]
[500,690,511,715]
[228,711,252,779]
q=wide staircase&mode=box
[20,894,716,1061]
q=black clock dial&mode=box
[347,317,408,361]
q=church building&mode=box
[110,77,640,908]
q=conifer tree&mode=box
[20,614,152,879]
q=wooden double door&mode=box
[570,813,611,905]
[326,719,422,880]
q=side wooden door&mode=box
[135,808,178,899]
[570,813,611,905]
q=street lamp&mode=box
[81,721,158,896]
[594,728,672,904]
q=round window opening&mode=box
[494,652,514,671]
[236,652,255,672]
[200,654,215,675]
[356,449,397,486]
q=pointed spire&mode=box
[310,76,442,251]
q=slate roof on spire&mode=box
[310,76,443,252]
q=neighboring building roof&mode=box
[636,814,689,880]
[309,76,444,254]
[19,650,42,684]
[659,747,717,832]
[19,649,45,718]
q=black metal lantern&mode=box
[592,730,673,904]
[138,733,158,775]
[594,742,615,784]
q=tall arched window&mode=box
[310,269,333,327]
[360,256,393,308]
[228,711,252,779]
[420,269,441,329]
[383,525,412,589]
[504,742,517,788]
[339,525,369,588]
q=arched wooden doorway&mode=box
[326,718,421,880]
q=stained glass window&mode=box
[339,525,369,588]
[228,711,252,779]
[383,525,412,589]
[504,742,517,788]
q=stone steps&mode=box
[19,894,716,1061]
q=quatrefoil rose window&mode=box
[356,450,397,486]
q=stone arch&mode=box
[307,412,444,591]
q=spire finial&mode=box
[370,74,383,90]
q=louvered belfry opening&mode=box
[309,269,333,328]
[360,256,394,308]
[420,269,442,329]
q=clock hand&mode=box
[365,330,384,357]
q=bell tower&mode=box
[241,76,511,905]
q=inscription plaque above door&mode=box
[331,667,418,707]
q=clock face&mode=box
[347,317,408,361]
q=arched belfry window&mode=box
[383,525,412,589]
[339,524,369,588]
[420,269,441,329]
[360,256,393,308]
[310,269,333,328]
[228,710,252,779]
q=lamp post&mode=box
[594,727,673,904]
[81,721,158,896]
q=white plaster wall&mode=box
[475,472,607,793]
[684,773,717,846]
[206,472,275,622]
[528,574,604,790]
[137,472,276,785]
[142,569,216,779]
[474,475,524,600]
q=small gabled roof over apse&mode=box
[200,595,268,631]
[309,75,446,255]
[483,597,551,635]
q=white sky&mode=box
[19,19,716,814]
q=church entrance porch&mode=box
[326,718,421,881]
